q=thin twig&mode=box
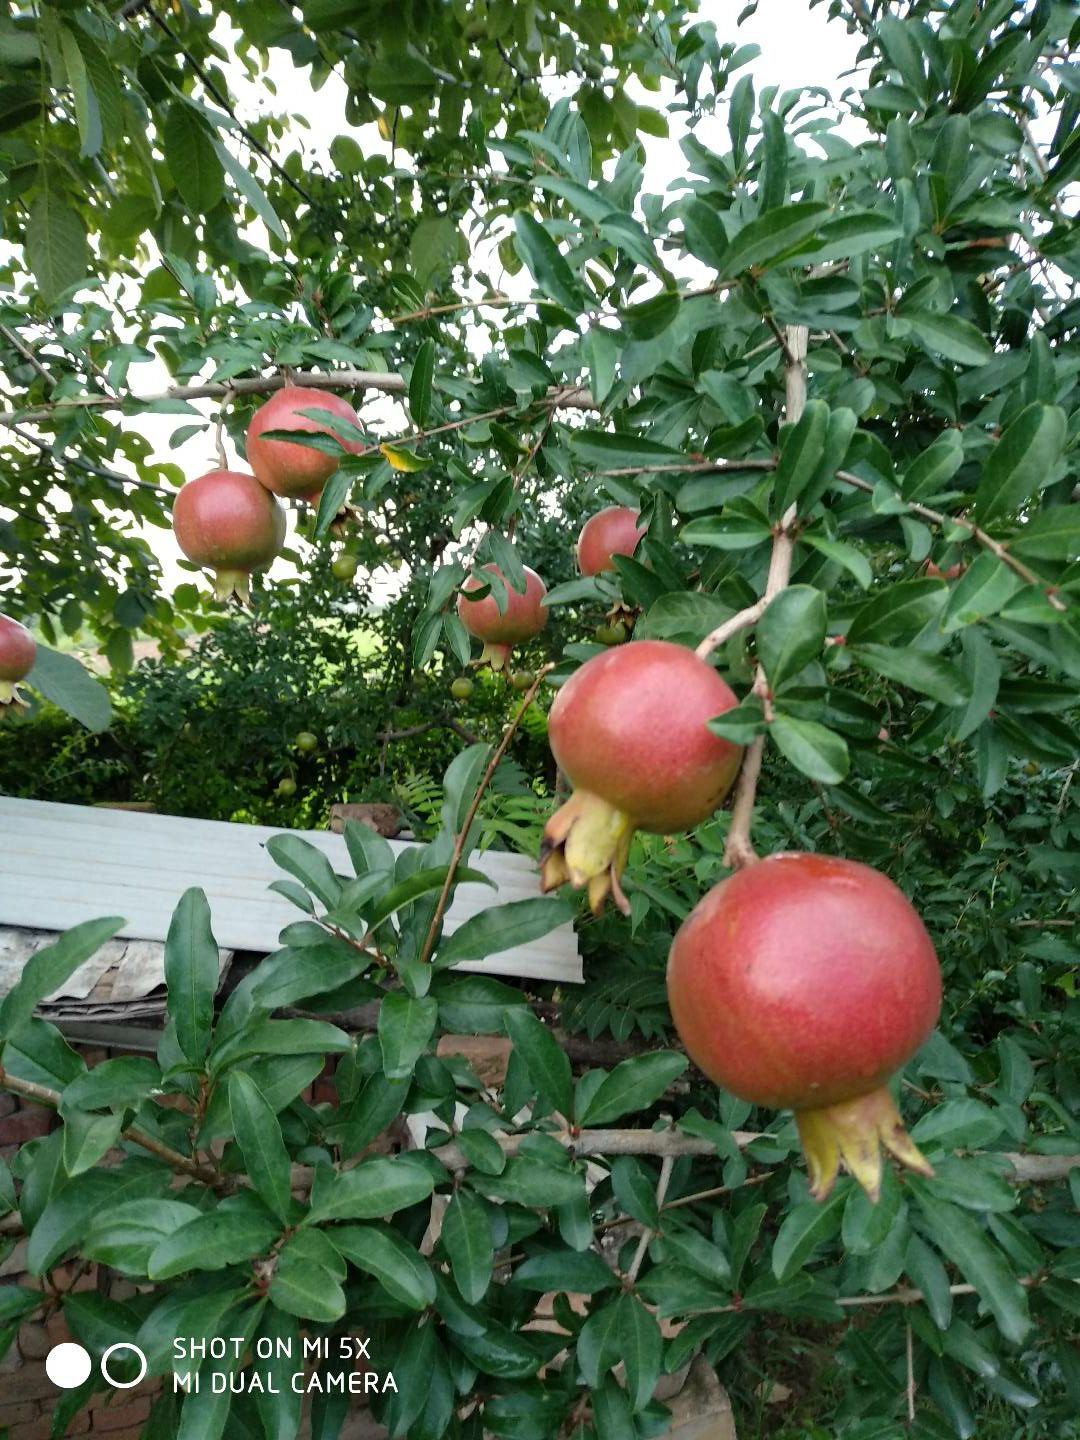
[722,324,807,869]
[0,323,55,386]
[417,665,553,967]
[625,1151,674,1284]
[0,1066,223,1187]
[905,1321,916,1422]
[695,597,768,660]
[215,387,234,470]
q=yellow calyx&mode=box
[795,1085,933,1203]
[212,569,252,605]
[0,680,27,709]
[540,789,635,916]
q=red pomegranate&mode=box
[172,470,286,603]
[541,640,742,914]
[667,852,941,1202]
[0,613,36,707]
[245,386,363,500]
[577,506,647,576]
[456,565,548,671]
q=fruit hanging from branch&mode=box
[172,469,287,604]
[541,640,743,914]
[245,386,363,500]
[0,613,36,709]
[456,564,549,672]
[666,852,942,1202]
[576,505,648,576]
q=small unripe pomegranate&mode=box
[332,553,359,582]
[246,386,363,500]
[595,621,627,646]
[541,640,742,914]
[295,731,318,753]
[277,777,297,797]
[0,613,36,708]
[577,506,647,576]
[667,852,941,1202]
[509,670,535,692]
[172,470,286,604]
[456,565,548,671]
[451,677,474,700]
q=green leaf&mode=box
[611,1156,661,1229]
[772,399,830,515]
[757,585,826,689]
[269,1229,346,1323]
[800,533,873,588]
[307,1155,435,1223]
[622,290,680,340]
[577,1052,687,1127]
[939,553,1024,633]
[59,25,101,157]
[432,975,527,1032]
[265,835,343,911]
[409,338,436,429]
[513,212,583,313]
[25,645,110,730]
[440,742,492,835]
[441,1189,493,1303]
[974,403,1068,522]
[722,201,829,275]
[902,431,965,501]
[952,628,1000,743]
[212,138,286,242]
[680,511,773,551]
[62,1109,123,1177]
[681,198,728,269]
[512,1247,618,1294]
[902,310,992,368]
[163,102,225,215]
[1010,507,1080,560]
[26,182,88,303]
[772,1192,844,1282]
[332,1222,435,1309]
[503,1006,573,1120]
[253,1308,302,1440]
[0,916,123,1039]
[84,1199,202,1277]
[904,1234,953,1330]
[913,1190,1031,1344]
[378,992,438,1080]
[570,429,684,470]
[164,888,219,1066]
[800,211,903,264]
[210,1018,353,1070]
[148,1203,278,1281]
[585,326,618,405]
[62,1056,161,1115]
[770,714,850,784]
[437,897,573,971]
[846,578,947,645]
[228,1072,293,1224]
[367,51,438,106]
[851,644,973,705]
[615,1292,662,1411]
[471,1157,585,1208]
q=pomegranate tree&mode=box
[456,565,548,671]
[667,852,941,1201]
[0,613,36,707]
[245,386,362,499]
[576,506,647,575]
[541,640,742,914]
[172,470,286,603]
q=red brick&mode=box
[17,1321,51,1360]
[45,1312,71,1344]
[9,1415,57,1440]
[0,1401,38,1424]
[90,1396,152,1431]
[0,1106,54,1145]
[0,1239,29,1280]
[0,1094,17,1119]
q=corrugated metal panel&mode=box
[0,798,581,984]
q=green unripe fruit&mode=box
[277,777,297,797]
[451,677,474,700]
[332,553,359,581]
[509,670,535,692]
[295,731,319,753]
[595,621,627,645]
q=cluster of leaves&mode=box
[1,741,1078,1439]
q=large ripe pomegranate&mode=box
[541,640,742,914]
[456,564,548,671]
[667,852,941,1202]
[245,386,363,500]
[0,613,36,707]
[172,469,286,603]
[577,506,648,576]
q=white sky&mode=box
[38,1,864,605]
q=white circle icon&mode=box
[45,1342,93,1389]
[100,1341,148,1390]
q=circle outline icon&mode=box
[45,1342,93,1389]
[100,1341,148,1390]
